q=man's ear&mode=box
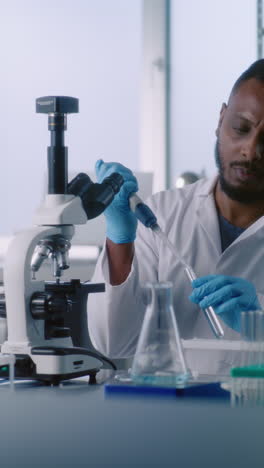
[215,103,227,137]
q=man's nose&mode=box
[241,135,263,161]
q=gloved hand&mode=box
[95,159,138,243]
[189,275,260,333]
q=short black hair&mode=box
[231,59,264,96]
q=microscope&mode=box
[0,96,123,384]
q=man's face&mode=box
[215,78,264,203]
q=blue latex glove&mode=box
[95,159,138,243]
[189,275,260,333]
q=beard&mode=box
[214,140,264,204]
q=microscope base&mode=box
[0,346,104,384]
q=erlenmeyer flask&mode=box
[131,282,190,387]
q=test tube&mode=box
[240,310,256,367]
[232,310,264,407]
[255,310,264,368]
[184,266,224,339]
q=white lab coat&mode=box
[88,177,264,375]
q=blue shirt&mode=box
[218,213,245,252]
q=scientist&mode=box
[88,59,264,374]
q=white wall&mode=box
[0,0,259,234]
[170,0,257,186]
[0,0,141,234]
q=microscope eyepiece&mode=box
[68,172,124,220]
[67,173,94,198]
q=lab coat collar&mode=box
[197,175,218,197]
[195,177,222,256]
[196,174,264,251]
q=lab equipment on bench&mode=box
[0,96,124,385]
[229,310,264,407]
[105,379,228,399]
[130,282,190,387]
[0,353,15,390]
[128,196,224,339]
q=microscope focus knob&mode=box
[31,292,71,320]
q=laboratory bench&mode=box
[0,372,263,468]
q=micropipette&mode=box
[129,193,158,228]
[129,193,224,339]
